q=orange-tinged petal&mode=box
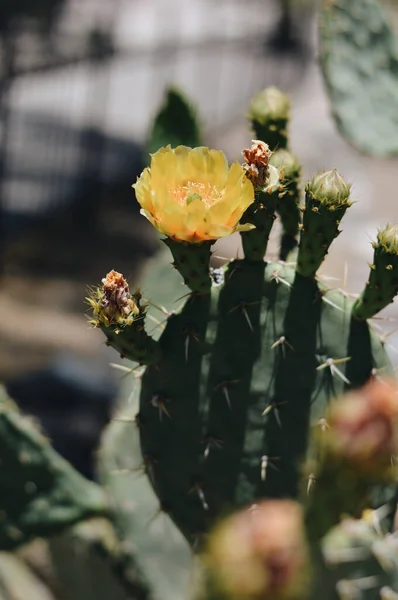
[156,205,187,238]
[185,196,207,237]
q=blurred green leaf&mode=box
[148,88,203,154]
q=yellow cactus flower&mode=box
[133,145,255,243]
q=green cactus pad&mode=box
[320,0,398,157]
[148,88,202,155]
[101,259,391,545]
[0,387,108,550]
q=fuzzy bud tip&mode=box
[378,224,398,255]
[306,169,351,207]
[248,87,291,125]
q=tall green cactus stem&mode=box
[240,163,280,262]
[88,271,161,364]
[248,87,290,151]
[353,225,398,320]
[163,238,212,294]
[296,170,352,278]
[240,190,278,261]
[270,149,302,261]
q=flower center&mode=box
[169,182,221,208]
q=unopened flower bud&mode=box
[306,170,351,207]
[270,149,301,180]
[377,224,398,255]
[324,379,398,478]
[87,270,140,328]
[205,501,310,600]
[248,88,291,127]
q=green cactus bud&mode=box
[248,87,291,151]
[378,224,398,253]
[306,169,352,207]
[270,149,302,261]
[353,224,398,320]
[87,271,161,364]
[249,87,290,126]
[270,148,300,177]
[297,170,352,278]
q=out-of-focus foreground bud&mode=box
[323,379,398,479]
[203,500,310,600]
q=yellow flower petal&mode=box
[223,162,254,208]
[133,167,154,212]
[134,146,256,243]
[186,147,229,187]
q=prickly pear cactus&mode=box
[95,87,398,555]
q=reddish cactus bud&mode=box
[324,379,398,478]
[87,270,140,328]
[204,500,310,600]
[242,140,279,192]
